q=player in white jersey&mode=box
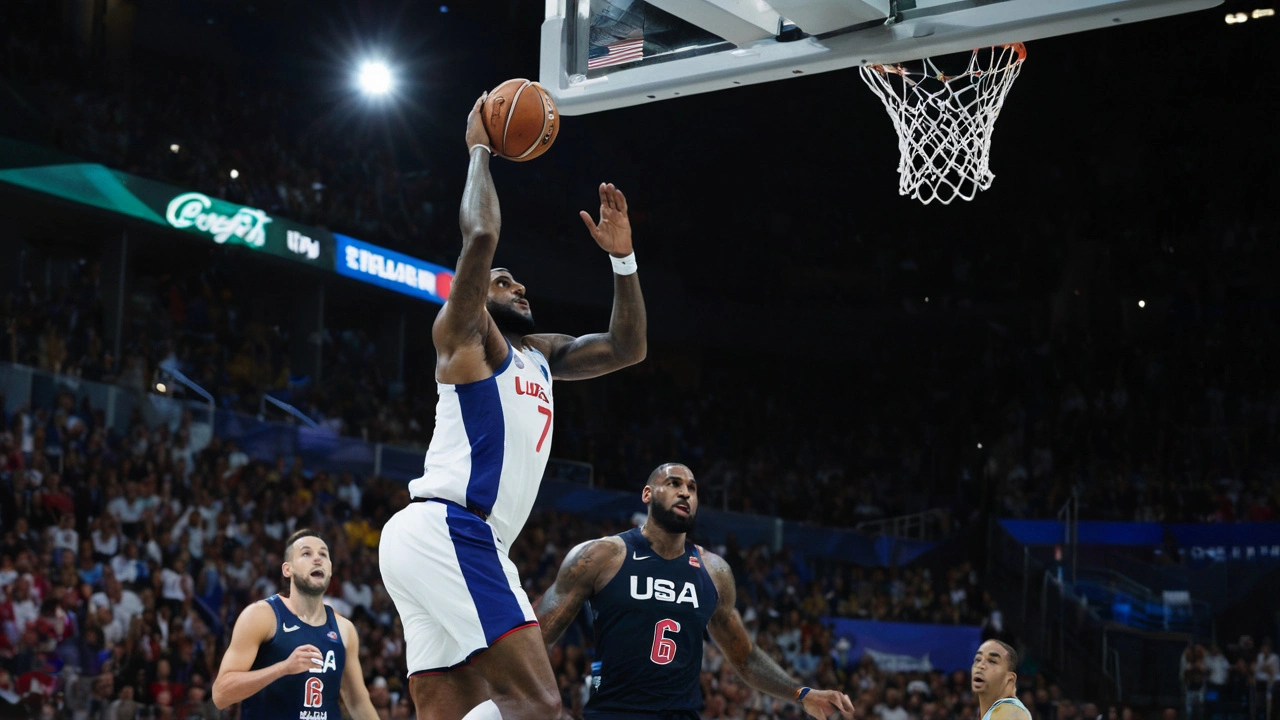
[972,639,1033,720]
[378,93,647,720]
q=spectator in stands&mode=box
[1203,644,1230,699]
[1181,644,1207,720]
[1258,639,1279,719]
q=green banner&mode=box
[124,173,334,268]
[0,137,334,270]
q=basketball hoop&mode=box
[860,43,1027,205]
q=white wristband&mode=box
[469,144,492,156]
[610,252,637,276]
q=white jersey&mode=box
[408,341,554,545]
[981,698,1031,720]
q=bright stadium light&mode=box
[170,143,180,153]
[1138,299,1146,308]
[230,169,240,179]
[358,61,394,96]
[1254,8,1275,18]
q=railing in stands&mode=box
[988,521,1219,711]
[2,361,960,565]
[855,507,952,541]
[1073,567,1216,638]
[0,361,591,485]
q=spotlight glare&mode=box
[358,61,394,96]
[1253,8,1275,18]
[156,383,167,393]
[170,143,180,153]
[1138,299,1146,308]
[230,169,240,179]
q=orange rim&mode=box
[868,43,1027,78]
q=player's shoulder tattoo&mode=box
[559,536,626,587]
[699,549,732,578]
[698,550,736,597]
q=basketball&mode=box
[481,78,560,162]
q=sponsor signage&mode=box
[147,187,330,268]
[825,619,981,672]
[335,234,453,305]
[1000,520,1280,565]
[0,138,454,305]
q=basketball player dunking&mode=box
[213,530,378,720]
[537,463,855,720]
[972,640,1032,720]
[378,93,647,720]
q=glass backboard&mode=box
[540,0,1223,115]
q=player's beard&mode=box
[489,300,536,336]
[292,572,329,598]
[650,500,696,535]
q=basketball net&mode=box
[860,44,1026,205]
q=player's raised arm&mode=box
[212,602,324,709]
[433,93,504,356]
[336,615,379,720]
[702,552,855,720]
[536,537,625,646]
[525,183,647,381]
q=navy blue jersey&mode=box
[585,528,719,717]
[241,595,346,720]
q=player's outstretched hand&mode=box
[466,93,490,151]
[802,688,855,719]
[282,644,325,675]
[579,182,633,258]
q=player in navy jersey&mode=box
[537,463,856,720]
[212,530,378,720]
[378,94,647,720]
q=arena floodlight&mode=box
[358,60,394,96]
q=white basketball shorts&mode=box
[379,498,538,675]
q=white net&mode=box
[859,44,1026,205]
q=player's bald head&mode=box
[646,463,694,487]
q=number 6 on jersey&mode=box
[303,677,323,709]
[650,619,680,665]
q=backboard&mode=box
[539,0,1223,116]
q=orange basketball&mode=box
[481,79,559,162]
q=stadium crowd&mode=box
[4,236,1278,533]
[2,380,1277,719]
[0,382,1137,720]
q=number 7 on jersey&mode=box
[536,405,552,452]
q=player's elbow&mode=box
[211,681,232,710]
[461,228,498,251]
[618,340,646,367]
